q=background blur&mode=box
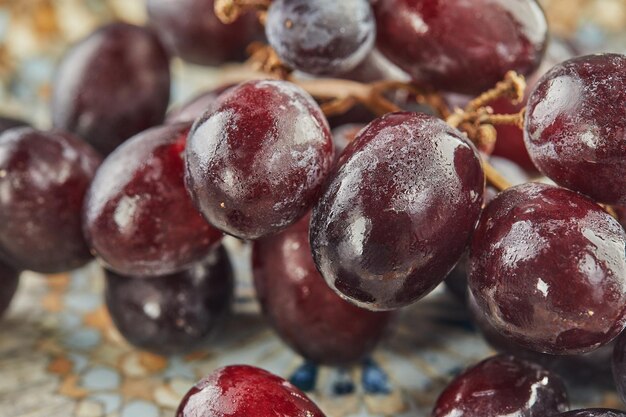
[0,0,624,128]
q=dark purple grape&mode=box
[469,182,626,355]
[0,128,101,273]
[52,23,171,155]
[147,0,262,66]
[524,54,626,205]
[166,85,234,124]
[185,80,334,240]
[310,112,484,310]
[374,0,548,94]
[266,0,375,76]
[557,411,626,417]
[469,292,615,388]
[0,116,28,133]
[176,365,326,417]
[0,260,19,318]
[433,354,569,417]
[84,123,222,278]
[105,246,233,355]
[253,216,393,365]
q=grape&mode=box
[0,260,19,318]
[266,0,376,76]
[0,116,28,133]
[374,0,548,94]
[147,0,262,66]
[253,216,392,365]
[0,128,101,273]
[490,38,575,172]
[432,354,569,417]
[176,365,326,417]
[525,54,626,205]
[469,182,626,354]
[469,292,615,388]
[556,411,626,417]
[185,80,334,240]
[310,112,484,310]
[52,23,171,155]
[105,246,233,355]
[84,123,222,278]
[166,85,234,124]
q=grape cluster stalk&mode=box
[213,0,532,193]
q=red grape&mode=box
[490,38,575,171]
[0,128,101,273]
[524,53,626,205]
[0,260,19,318]
[147,0,262,66]
[469,292,615,388]
[84,123,222,278]
[433,354,569,417]
[266,0,375,76]
[469,183,626,354]
[310,112,484,310]
[374,0,548,94]
[52,23,171,155]
[253,216,393,365]
[185,80,334,240]
[105,246,233,355]
[176,365,326,417]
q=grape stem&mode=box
[217,44,521,192]
[214,0,271,24]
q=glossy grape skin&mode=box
[105,246,233,355]
[557,411,626,417]
[0,260,19,318]
[52,23,171,155]
[147,0,262,66]
[469,292,615,389]
[253,216,393,365]
[524,54,626,205]
[490,39,575,171]
[310,112,484,311]
[84,123,222,278]
[433,354,569,417]
[185,80,334,240]
[0,128,101,273]
[469,182,626,355]
[166,85,234,124]
[266,0,375,76]
[374,0,547,94]
[176,365,326,417]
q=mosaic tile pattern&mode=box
[0,1,624,416]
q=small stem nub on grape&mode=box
[466,71,527,112]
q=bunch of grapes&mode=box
[0,0,625,416]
